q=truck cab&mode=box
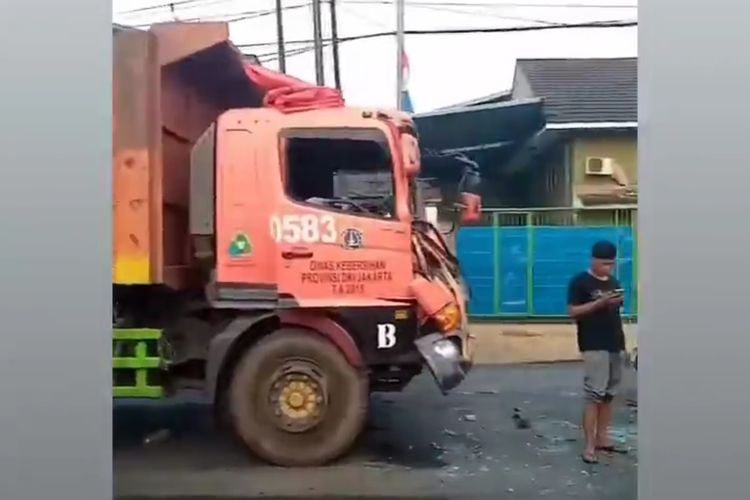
[191,104,475,391]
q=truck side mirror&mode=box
[457,167,481,224]
[460,193,482,224]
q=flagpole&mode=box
[395,0,405,110]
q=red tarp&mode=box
[243,64,345,113]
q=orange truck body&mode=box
[113,22,262,287]
[112,21,477,467]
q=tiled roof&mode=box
[515,57,637,124]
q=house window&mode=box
[282,128,396,219]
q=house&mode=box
[414,58,639,320]
[443,57,638,217]
[516,57,637,211]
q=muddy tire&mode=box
[228,328,368,466]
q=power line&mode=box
[341,1,637,8]
[250,19,637,61]
[407,3,560,25]
[343,1,558,27]
[117,0,636,15]
[117,0,229,15]
[239,18,636,49]
[127,3,310,29]
[340,4,391,29]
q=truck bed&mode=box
[112,22,262,289]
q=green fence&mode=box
[457,206,638,320]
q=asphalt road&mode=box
[114,363,638,500]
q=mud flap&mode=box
[414,332,467,395]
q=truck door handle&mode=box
[282,249,313,260]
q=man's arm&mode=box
[567,276,608,319]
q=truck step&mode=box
[113,328,164,399]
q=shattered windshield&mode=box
[284,128,396,218]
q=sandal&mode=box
[581,452,599,464]
[597,445,628,454]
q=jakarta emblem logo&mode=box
[341,228,364,250]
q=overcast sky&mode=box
[112,0,637,112]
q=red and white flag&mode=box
[400,50,414,112]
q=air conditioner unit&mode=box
[585,157,615,176]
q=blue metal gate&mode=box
[456,207,638,319]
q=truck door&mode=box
[213,112,278,299]
[272,124,413,307]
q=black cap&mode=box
[592,240,617,259]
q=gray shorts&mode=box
[582,350,624,403]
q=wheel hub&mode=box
[268,361,327,433]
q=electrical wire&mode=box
[340,4,391,29]
[239,18,636,49]
[252,18,636,62]
[407,3,561,25]
[126,3,310,29]
[116,0,231,15]
[341,1,637,8]
[342,1,558,27]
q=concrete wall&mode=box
[572,135,637,194]
[511,69,535,99]
[525,143,571,208]
[570,134,637,224]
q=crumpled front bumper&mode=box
[415,330,473,394]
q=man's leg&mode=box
[596,401,614,448]
[596,351,625,450]
[582,351,609,461]
[583,401,599,460]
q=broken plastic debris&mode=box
[142,429,170,445]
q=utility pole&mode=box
[329,0,342,90]
[312,0,325,86]
[275,0,286,73]
[395,0,405,110]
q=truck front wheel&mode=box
[228,327,368,466]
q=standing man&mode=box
[568,240,627,464]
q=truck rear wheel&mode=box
[228,327,368,466]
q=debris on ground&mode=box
[116,364,637,499]
[512,408,531,429]
[458,390,499,396]
[142,429,170,445]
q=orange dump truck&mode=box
[112,22,480,466]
